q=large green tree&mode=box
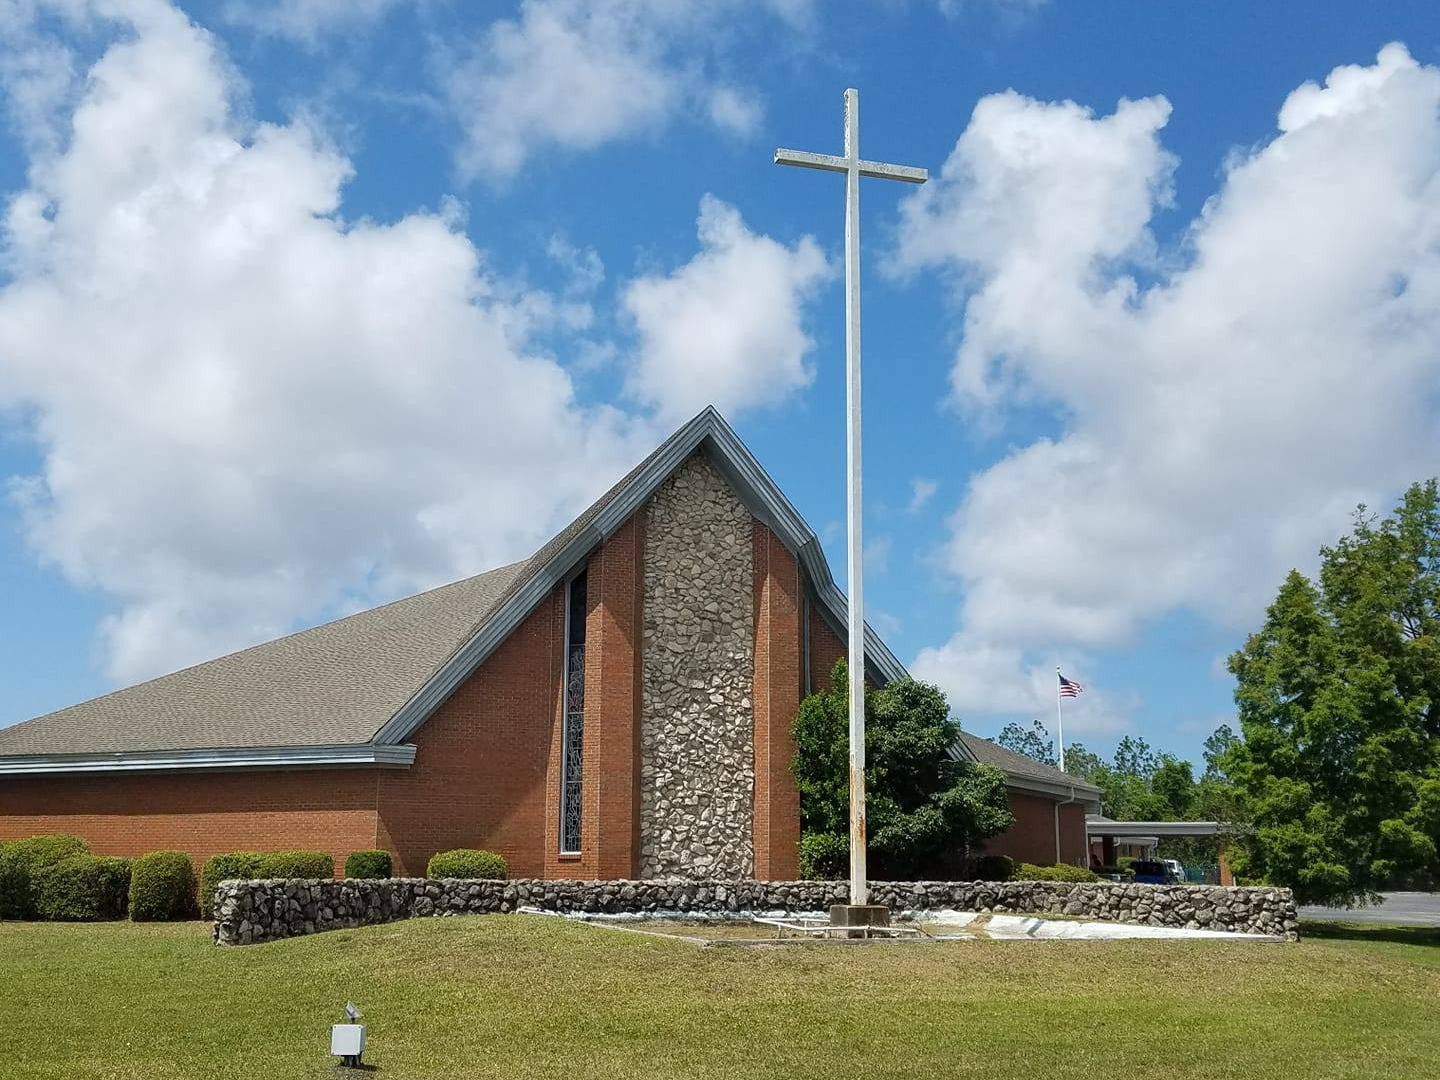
[792,662,1014,879]
[1226,481,1440,904]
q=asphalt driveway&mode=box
[1299,891,1440,926]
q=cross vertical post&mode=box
[775,89,926,916]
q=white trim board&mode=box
[0,742,416,776]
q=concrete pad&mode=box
[920,910,1281,941]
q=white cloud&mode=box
[222,0,401,42]
[443,0,805,182]
[0,1,653,683]
[937,0,1049,15]
[907,477,938,512]
[898,44,1440,712]
[911,637,1128,735]
[546,233,605,295]
[622,194,830,422]
[864,535,891,576]
[0,3,83,158]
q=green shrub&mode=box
[197,850,335,915]
[798,833,848,880]
[0,834,90,919]
[344,850,393,879]
[33,855,131,921]
[128,851,198,921]
[198,852,264,917]
[254,850,334,880]
[969,854,1017,882]
[1014,862,1101,883]
[427,849,507,879]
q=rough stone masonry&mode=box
[213,877,1300,946]
[639,453,756,879]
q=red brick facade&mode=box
[752,524,801,879]
[980,792,1089,867]
[0,472,1091,879]
[0,769,380,870]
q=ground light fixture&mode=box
[331,1002,366,1068]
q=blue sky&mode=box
[1,0,1438,767]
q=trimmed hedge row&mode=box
[967,855,1101,883]
[3,837,375,922]
[1015,862,1101,883]
[0,836,201,921]
[427,849,507,879]
[344,850,393,879]
[0,834,90,918]
[130,851,199,921]
[34,855,132,921]
[199,851,336,916]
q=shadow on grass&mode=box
[1301,920,1440,947]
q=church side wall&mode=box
[539,512,646,880]
[752,523,801,879]
[808,612,846,695]
[639,453,755,878]
[0,770,379,874]
[980,792,1090,867]
[377,585,565,878]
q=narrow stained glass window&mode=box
[560,568,587,854]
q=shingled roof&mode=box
[0,407,907,774]
[0,562,527,757]
[953,731,1102,797]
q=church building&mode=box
[0,408,1099,879]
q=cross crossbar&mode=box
[774,148,927,184]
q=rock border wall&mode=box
[213,877,1298,945]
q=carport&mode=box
[1085,817,1236,885]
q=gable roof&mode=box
[952,731,1103,799]
[0,407,907,774]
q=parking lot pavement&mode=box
[1299,892,1440,926]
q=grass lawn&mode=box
[1,917,1437,1080]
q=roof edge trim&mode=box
[1005,773,1104,801]
[0,742,417,776]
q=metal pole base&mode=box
[829,903,890,938]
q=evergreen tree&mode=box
[1226,482,1440,904]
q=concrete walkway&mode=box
[1300,891,1440,927]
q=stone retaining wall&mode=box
[213,877,1298,945]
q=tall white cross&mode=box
[775,89,926,908]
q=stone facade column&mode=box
[752,523,802,880]
[639,453,756,879]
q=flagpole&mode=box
[1055,666,1066,772]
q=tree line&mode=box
[1002,481,1440,905]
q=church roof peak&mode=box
[0,406,906,774]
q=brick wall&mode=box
[980,791,1089,866]
[563,513,645,879]
[0,769,379,874]
[752,523,801,879]
[809,607,846,693]
[376,585,565,878]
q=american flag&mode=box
[1058,672,1083,698]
